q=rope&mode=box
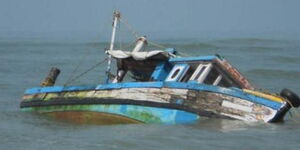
[64,58,108,86]
[64,12,112,85]
[64,49,90,85]
[120,16,169,50]
[148,41,167,49]
[118,22,122,50]
[177,51,191,57]
[120,17,139,39]
[123,40,136,50]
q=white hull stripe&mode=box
[222,100,253,113]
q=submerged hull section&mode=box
[41,111,142,125]
[22,104,200,124]
[21,82,287,124]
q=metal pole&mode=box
[109,11,120,50]
[105,10,120,83]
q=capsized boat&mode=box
[20,11,300,124]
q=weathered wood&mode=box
[22,87,277,122]
[40,67,60,86]
[214,59,254,90]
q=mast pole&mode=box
[106,10,120,83]
[109,11,120,50]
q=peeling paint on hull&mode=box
[21,82,287,123]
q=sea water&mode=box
[1,37,300,149]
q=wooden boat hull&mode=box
[21,82,288,124]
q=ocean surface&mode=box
[1,37,300,149]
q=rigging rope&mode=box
[148,41,167,49]
[120,17,139,39]
[120,17,168,50]
[64,49,91,86]
[117,22,122,50]
[64,58,108,86]
[122,40,136,50]
[64,14,112,86]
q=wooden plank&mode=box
[22,87,277,122]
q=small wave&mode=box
[239,46,282,52]
[166,42,218,50]
[247,69,300,80]
[86,42,110,47]
[0,84,8,89]
[213,38,298,44]
[0,41,89,47]
[271,56,300,64]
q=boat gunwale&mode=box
[23,81,283,110]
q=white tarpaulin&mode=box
[107,50,171,60]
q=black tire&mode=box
[280,89,300,108]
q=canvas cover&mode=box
[107,50,171,60]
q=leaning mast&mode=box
[106,10,120,83]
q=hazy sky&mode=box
[1,0,300,40]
